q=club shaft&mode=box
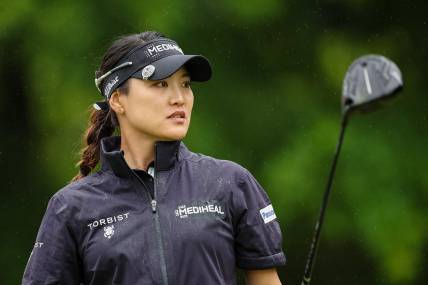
[301,114,349,285]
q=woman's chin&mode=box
[157,130,188,141]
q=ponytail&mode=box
[71,107,117,182]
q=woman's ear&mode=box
[109,91,125,115]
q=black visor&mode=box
[94,38,212,110]
[131,54,211,82]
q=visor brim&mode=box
[132,54,212,82]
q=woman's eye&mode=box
[155,81,167,87]
[152,81,190,88]
[183,81,192,88]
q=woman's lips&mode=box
[167,111,186,123]
[168,117,186,123]
[167,111,186,118]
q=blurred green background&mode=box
[2,0,427,284]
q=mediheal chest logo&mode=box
[175,201,225,219]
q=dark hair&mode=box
[71,31,165,182]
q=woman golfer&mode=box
[23,31,286,285]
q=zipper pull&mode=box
[151,199,157,213]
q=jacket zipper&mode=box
[153,163,169,285]
[120,151,168,285]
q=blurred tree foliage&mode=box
[1,0,427,284]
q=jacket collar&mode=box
[100,135,182,178]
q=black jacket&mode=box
[23,136,286,285]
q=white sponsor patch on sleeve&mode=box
[259,204,277,224]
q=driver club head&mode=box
[342,55,403,115]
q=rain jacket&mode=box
[22,135,286,285]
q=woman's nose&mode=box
[169,85,186,105]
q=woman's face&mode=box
[111,67,194,142]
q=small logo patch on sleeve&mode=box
[259,204,277,224]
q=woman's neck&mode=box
[120,132,155,171]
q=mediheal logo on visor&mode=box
[144,42,183,57]
[260,204,277,224]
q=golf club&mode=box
[301,55,403,285]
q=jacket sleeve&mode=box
[232,168,286,270]
[22,193,82,285]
